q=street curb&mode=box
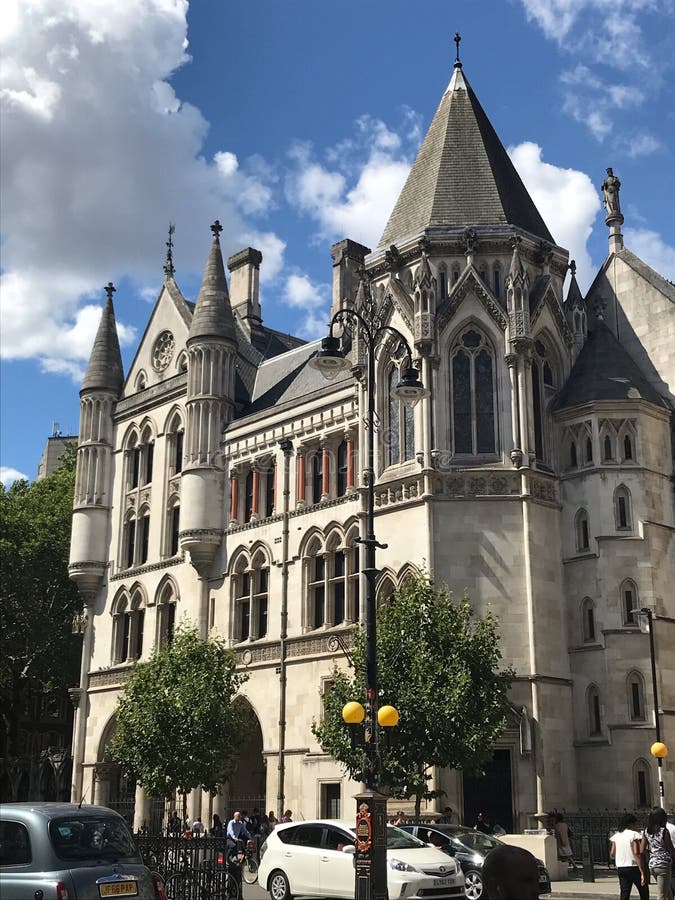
[550,895,615,900]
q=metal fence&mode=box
[136,834,234,881]
[562,809,675,865]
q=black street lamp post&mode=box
[638,607,669,808]
[311,306,426,900]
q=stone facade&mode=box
[68,56,674,831]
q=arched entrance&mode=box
[95,715,136,827]
[225,698,266,817]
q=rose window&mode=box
[152,331,175,372]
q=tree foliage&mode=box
[312,575,514,817]
[109,627,250,799]
[0,445,81,753]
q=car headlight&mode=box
[472,854,483,865]
[389,858,418,872]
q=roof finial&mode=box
[211,219,223,238]
[569,259,577,277]
[454,32,462,68]
[104,281,116,302]
[164,223,175,278]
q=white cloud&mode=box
[624,228,675,281]
[281,272,331,340]
[519,0,657,68]
[1,466,29,486]
[0,0,284,375]
[509,142,601,289]
[285,113,420,250]
[560,65,646,141]
[621,132,663,158]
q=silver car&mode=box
[0,803,162,900]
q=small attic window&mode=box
[135,370,147,391]
[177,352,188,373]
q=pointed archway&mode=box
[225,698,266,818]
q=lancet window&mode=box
[449,327,497,457]
[231,551,270,642]
[531,338,556,465]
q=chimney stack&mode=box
[227,247,263,331]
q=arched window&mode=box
[156,582,177,649]
[166,412,184,476]
[112,590,145,663]
[627,672,646,721]
[531,338,557,464]
[575,509,590,552]
[377,575,396,609]
[123,513,136,569]
[265,460,276,517]
[138,508,150,565]
[581,598,596,642]
[587,685,602,735]
[585,436,593,465]
[602,432,615,462]
[307,538,325,629]
[614,485,632,531]
[492,263,502,298]
[129,438,141,490]
[244,470,254,522]
[633,759,652,807]
[620,579,638,626]
[166,499,180,557]
[623,434,633,461]
[450,328,497,457]
[387,366,415,465]
[231,551,270,642]
[452,265,460,284]
[439,265,448,300]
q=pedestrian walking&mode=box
[436,806,453,824]
[393,811,407,826]
[552,813,578,871]
[279,809,293,824]
[610,813,648,900]
[268,810,278,829]
[211,814,224,837]
[639,808,675,900]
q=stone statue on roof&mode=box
[601,167,621,217]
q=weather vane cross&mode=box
[454,32,462,67]
[164,223,176,278]
[104,281,116,301]
[211,219,223,237]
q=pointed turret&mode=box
[180,221,237,579]
[81,282,124,395]
[188,220,236,345]
[565,261,587,356]
[70,282,123,598]
[506,237,531,340]
[377,48,553,250]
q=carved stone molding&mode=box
[89,666,133,689]
[432,472,521,498]
[110,553,184,582]
[374,477,422,508]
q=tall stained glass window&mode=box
[450,328,496,456]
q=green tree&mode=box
[109,627,250,807]
[312,575,514,819]
[0,444,81,755]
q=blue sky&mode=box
[1,0,674,483]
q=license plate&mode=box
[99,882,138,897]
[433,878,451,887]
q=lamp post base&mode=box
[354,789,389,900]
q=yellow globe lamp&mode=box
[378,705,400,728]
[342,701,366,725]
[651,742,668,759]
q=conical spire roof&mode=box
[82,282,124,395]
[188,221,236,343]
[377,61,554,250]
[565,260,585,308]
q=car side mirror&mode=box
[341,844,356,855]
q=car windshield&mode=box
[49,815,138,861]
[452,831,503,853]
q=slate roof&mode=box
[377,64,554,250]
[553,320,665,411]
[82,289,124,395]
[247,340,352,414]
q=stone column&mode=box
[506,353,522,468]
[134,783,151,833]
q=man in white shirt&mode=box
[609,814,647,900]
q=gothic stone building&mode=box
[68,54,675,831]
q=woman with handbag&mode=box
[640,808,675,900]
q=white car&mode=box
[258,819,466,900]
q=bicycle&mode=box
[240,839,259,885]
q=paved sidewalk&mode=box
[549,868,617,899]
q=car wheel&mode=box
[268,869,293,900]
[464,869,484,900]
